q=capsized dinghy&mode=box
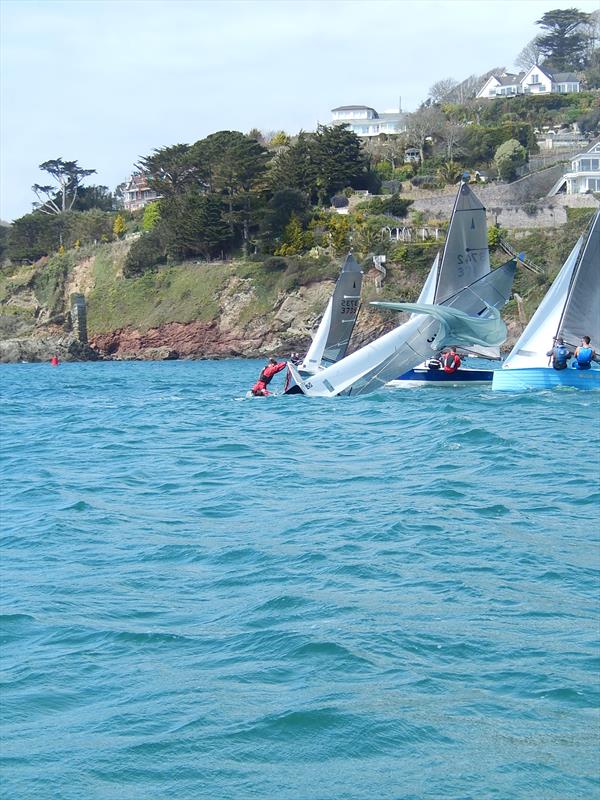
[285,182,517,397]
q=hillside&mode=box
[0,207,595,364]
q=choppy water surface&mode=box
[1,360,599,799]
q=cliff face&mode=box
[89,277,394,361]
[0,246,396,363]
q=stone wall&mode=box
[409,164,599,228]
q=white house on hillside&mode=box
[477,72,525,98]
[331,105,406,137]
[477,65,580,99]
[521,65,580,95]
[548,141,600,195]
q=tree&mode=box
[494,139,527,181]
[142,201,161,231]
[32,158,96,215]
[261,189,309,245]
[160,193,232,260]
[197,130,269,254]
[536,8,591,70]
[7,212,64,261]
[405,107,444,163]
[268,131,319,198]
[275,213,305,256]
[437,161,464,185]
[138,144,200,197]
[312,124,369,204]
[71,184,116,212]
[440,118,464,161]
[429,78,459,103]
[269,130,291,148]
[113,214,126,239]
[515,37,544,71]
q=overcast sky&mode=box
[1,0,598,221]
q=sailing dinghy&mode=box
[297,253,363,376]
[285,183,517,397]
[492,209,600,391]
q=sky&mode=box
[1,0,598,221]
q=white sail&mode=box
[299,253,362,374]
[416,253,439,304]
[503,236,584,369]
[286,260,517,397]
[299,297,333,373]
[373,302,508,350]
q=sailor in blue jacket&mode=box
[546,337,571,370]
[573,336,595,370]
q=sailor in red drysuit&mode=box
[251,358,287,396]
[442,346,461,374]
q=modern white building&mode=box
[477,66,580,99]
[331,105,406,137]
[548,141,600,195]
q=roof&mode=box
[497,73,524,86]
[551,72,579,83]
[331,105,377,114]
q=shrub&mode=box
[331,195,349,208]
[494,138,527,182]
[123,231,166,277]
[263,256,288,272]
[411,175,438,189]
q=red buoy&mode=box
[50,355,59,367]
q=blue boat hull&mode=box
[492,367,600,391]
[388,368,494,388]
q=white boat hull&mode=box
[492,367,600,391]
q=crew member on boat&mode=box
[442,346,461,374]
[251,358,287,396]
[546,337,571,370]
[573,336,595,370]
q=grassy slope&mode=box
[1,208,595,341]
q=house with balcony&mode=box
[548,141,600,195]
[123,173,160,212]
[477,72,525,98]
[331,105,406,137]
[521,65,580,95]
[476,65,580,99]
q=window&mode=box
[588,178,600,191]
[530,73,539,84]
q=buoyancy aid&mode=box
[575,346,593,369]
[442,352,460,373]
[259,362,286,385]
[552,345,570,370]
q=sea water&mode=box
[1,360,598,800]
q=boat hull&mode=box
[388,368,494,388]
[492,367,600,391]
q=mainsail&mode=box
[299,253,362,374]
[503,209,599,370]
[434,182,490,303]
[556,210,599,351]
